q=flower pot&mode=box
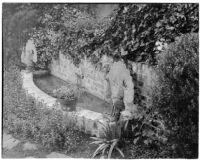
[58,98,77,111]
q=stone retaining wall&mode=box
[50,53,107,100]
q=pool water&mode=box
[33,74,112,114]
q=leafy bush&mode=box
[53,86,76,101]
[152,33,199,158]
[117,34,198,159]
[3,65,91,152]
[122,108,167,147]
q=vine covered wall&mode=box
[32,3,198,71]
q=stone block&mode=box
[45,101,58,109]
[78,110,103,120]
[46,152,70,158]
[76,115,85,132]
[75,109,110,137]
[85,119,94,134]
[23,142,37,151]
[3,133,20,150]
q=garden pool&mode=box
[33,73,112,114]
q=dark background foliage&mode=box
[3,3,198,67]
[84,4,198,65]
[152,33,199,158]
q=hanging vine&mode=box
[83,3,198,65]
[32,4,198,69]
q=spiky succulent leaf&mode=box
[115,147,125,158]
[108,140,118,158]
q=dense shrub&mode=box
[3,65,91,152]
[152,33,199,158]
[118,33,198,159]
[120,107,168,153]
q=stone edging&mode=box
[21,70,112,137]
[21,71,59,109]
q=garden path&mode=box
[2,132,71,158]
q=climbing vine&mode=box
[32,3,198,69]
[84,3,198,65]
[32,4,114,68]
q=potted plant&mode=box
[53,86,77,111]
[53,85,85,111]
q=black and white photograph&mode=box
[1,1,199,159]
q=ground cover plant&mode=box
[3,65,93,153]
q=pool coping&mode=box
[21,70,120,137]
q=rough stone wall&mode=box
[50,53,108,100]
[50,53,77,83]
[50,53,157,108]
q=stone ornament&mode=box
[21,38,37,67]
[102,55,136,117]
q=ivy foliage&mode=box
[3,4,198,68]
[84,3,199,65]
[32,4,114,68]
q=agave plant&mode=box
[90,122,125,159]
